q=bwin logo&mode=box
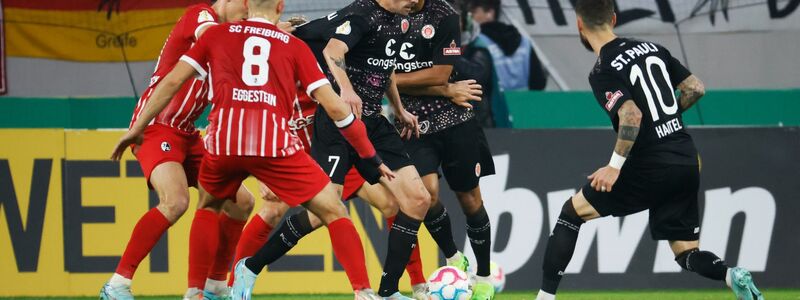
[160,141,171,152]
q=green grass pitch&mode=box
[3,290,799,300]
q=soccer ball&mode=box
[426,266,473,300]
[488,261,506,293]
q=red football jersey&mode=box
[288,91,318,151]
[181,18,330,157]
[130,3,218,133]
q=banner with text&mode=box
[503,0,800,35]
[1,127,799,295]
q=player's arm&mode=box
[677,75,705,111]
[111,62,197,160]
[386,71,420,139]
[401,80,483,108]
[312,85,395,179]
[588,100,642,192]
[395,65,452,88]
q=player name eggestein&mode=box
[610,42,660,71]
[232,88,277,106]
[228,24,290,44]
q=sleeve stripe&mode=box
[194,22,218,40]
[180,55,208,79]
[306,78,330,96]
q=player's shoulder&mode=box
[428,0,459,18]
[184,3,217,21]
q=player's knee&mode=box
[258,204,287,227]
[456,189,483,215]
[236,192,256,214]
[409,186,432,212]
[378,199,399,217]
[159,194,190,221]
[559,199,585,227]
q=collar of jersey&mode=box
[247,17,274,24]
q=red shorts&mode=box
[342,167,367,200]
[199,152,330,207]
[134,124,204,188]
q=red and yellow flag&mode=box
[4,0,207,62]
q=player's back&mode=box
[130,3,217,132]
[589,37,697,165]
[181,19,329,157]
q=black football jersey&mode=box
[589,37,698,165]
[395,0,472,134]
[296,0,407,117]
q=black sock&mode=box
[245,210,315,274]
[541,199,584,294]
[424,201,458,258]
[378,212,421,296]
[466,204,492,277]
[676,248,728,281]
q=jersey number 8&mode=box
[242,36,272,86]
[629,56,677,122]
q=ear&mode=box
[576,15,584,31]
[276,0,284,14]
[611,13,617,27]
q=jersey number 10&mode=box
[629,56,678,122]
[243,36,272,86]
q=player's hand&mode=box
[287,15,308,27]
[110,130,144,161]
[277,21,296,33]
[588,166,620,193]
[396,109,420,140]
[341,88,363,119]
[258,181,280,203]
[377,163,396,181]
[447,79,482,109]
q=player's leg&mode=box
[356,180,427,297]
[184,186,226,300]
[243,207,325,272]
[227,191,290,286]
[102,126,191,299]
[103,162,190,300]
[204,186,254,297]
[440,120,496,299]
[232,154,374,299]
[374,166,431,298]
[658,166,763,300]
[536,189,602,300]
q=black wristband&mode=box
[364,154,383,169]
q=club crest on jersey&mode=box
[161,142,171,152]
[419,120,430,134]
[443,40,461,56]
[605,90,623,111]
[475,163,481,177]
[198,10,214,23]
[336,21,352,35]
[421,25,435,39]
[401,19,410,33]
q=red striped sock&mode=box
[387,216,426,285]
[208,213,246,281]
[188,209,219,289]
[115,208,171,279]
[328,218,370,291]
[228,215,272,286]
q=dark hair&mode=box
[468,0,501,16]
[575,0,615,29]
